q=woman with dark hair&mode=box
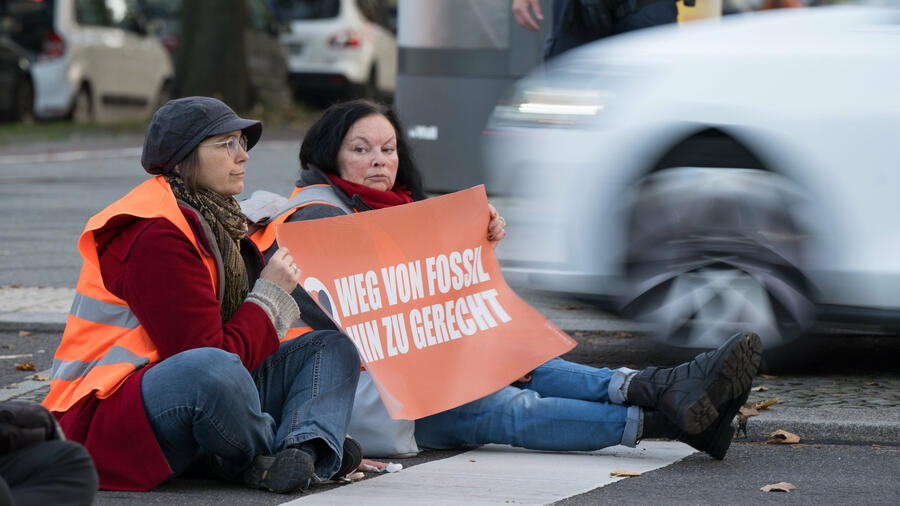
[252,99,762,461]
[43,97,361,494]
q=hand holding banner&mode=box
[276,186,576,420]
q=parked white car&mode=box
[483,6,900,365]
[271,0,397,100]
[4,0,173,123]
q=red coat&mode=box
[56,205,279,490]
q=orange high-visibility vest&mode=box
[249,184,353,253]
[43,176,219,413]
[249,183,353,341]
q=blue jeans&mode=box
[415,358,640,450]
[141,330,360,482]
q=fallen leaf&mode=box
[767,429,801,444]
[573,331,586,337]
[469,459,476,462]
[872,445,900,454]
[864,382,881,387]
[17,330,32,337]
[14,362,36,371]
[760,374,778,380]
[761,482,797,493]
[32,374,49,381]
[346,472,365,481]
[740,407,760,417]
[754,397,779,411]
[751,386,769,392]
[610,468,641,477]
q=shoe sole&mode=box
[702,388,751,460]
[681,332,763,434]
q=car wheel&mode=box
[13,76,34,124]
[154,80,173,112]
[363,66,378,100]
[620,167,816,359]
[70,85,93,124]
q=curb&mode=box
[744,406,900,446]
[0,312,67,332]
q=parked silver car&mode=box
[484,6,900,365]
[2,0,173,123]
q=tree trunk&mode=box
[173,0,253,112]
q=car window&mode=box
[271,0,339,20]
[0,0,55,53]
[76,0,113,26]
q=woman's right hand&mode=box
[260,247,301,293]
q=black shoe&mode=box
[241,447,315,494]
[333,436,363,479]
[641,388,748,461]
[626,332,762,435]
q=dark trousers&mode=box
[0,440,97,506]
[545,0,679,59]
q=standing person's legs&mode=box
[0,440,98,506]
[613,0,678,34]
[415,386,640,451]
[141,347,277,479]
[253,330,361,481]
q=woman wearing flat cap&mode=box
[42,97,361,494]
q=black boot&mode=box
[240,447,315,494]
[333,436,363,480]
[626,332,762,435]
[641,387,748,461]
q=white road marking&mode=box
[282,441,695,505]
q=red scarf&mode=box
[327,174,414,209]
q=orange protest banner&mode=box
[276,186,576,420]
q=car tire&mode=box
[363,66,378,100]
[154,80,173,113]
[620,167,816,363]
[70,85,93,124]
[13,76,34,124]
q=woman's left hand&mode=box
[487,203,507,246]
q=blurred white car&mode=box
[272,0,397,100]
[483,6,900,363]
[3,0,173,122]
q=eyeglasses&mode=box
[200,134,248,156]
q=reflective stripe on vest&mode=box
[51,345,149,382]
[69,291,140,329]
[250,184,354,253]
[43,176,218,413]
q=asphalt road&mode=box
[2,138,898,505]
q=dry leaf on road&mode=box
[17,330,32,337]
[759,374,778,380]
[864,382,881,387]
[32,374,49,381]
[754,397,779,411]
[740,407,760,417]
[767,429,801,444]
[761,482,797,493]
[14,362,36,371]
[610,468,641,477]
[751,385,768,392]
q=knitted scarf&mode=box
[165,174,248,322]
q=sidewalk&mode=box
[2,285,898,449]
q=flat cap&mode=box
[141,96,262,174]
